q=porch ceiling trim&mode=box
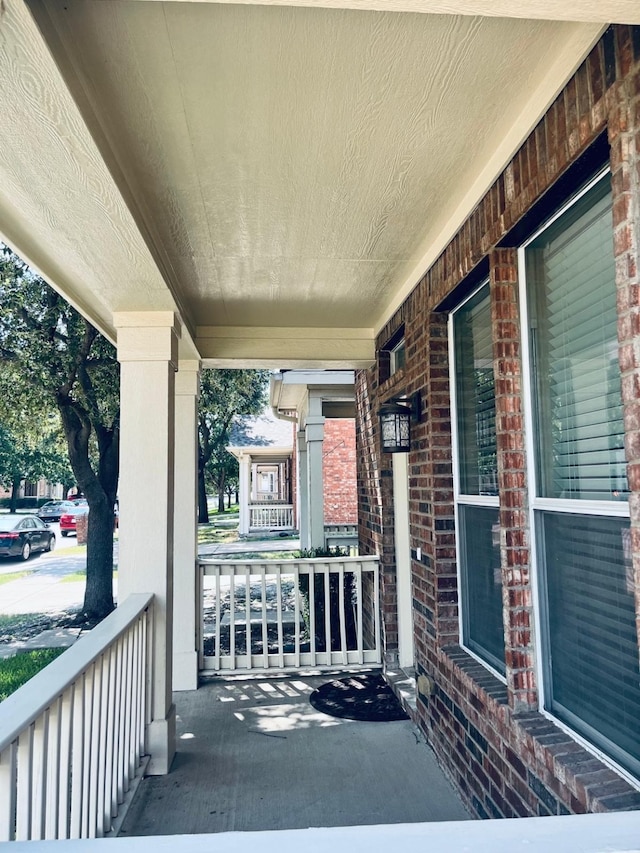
[132,0,640,26]
[197,327,375,369]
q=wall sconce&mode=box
[378,393,421,453]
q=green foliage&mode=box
[0,248,120,619]
[296,546,349,559]
[0,649,66,701]
[198,369,270,521]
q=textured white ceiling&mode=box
[0,1,609,364]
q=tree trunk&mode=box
[9,475,20,513]
[215,469,223,514]
[58,400,118,622]
[198,465,209,524]
[83,499,115,620]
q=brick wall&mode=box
[322,418,357,525]
[356,25,640,817]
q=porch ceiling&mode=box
[0,1,626,367]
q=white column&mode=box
[239,454,251,536]
[297,430,309,549]
[173,360,201,691]
[306,416,325,550]
[115,311,180,776]
[393,453,414,669]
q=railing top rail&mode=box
[5,811,640,851]
[0,592,153,752]
[199,556,379,570]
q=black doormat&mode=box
[309,673,409,722]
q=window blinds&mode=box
[526,179,627,501]
[542,512,640,777]
[454,287,498,496]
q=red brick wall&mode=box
[356,25,640,818]
[322,418,357,525]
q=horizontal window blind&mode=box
[541,512,640,776]
[454,286,497,496]
[526,178,627,501]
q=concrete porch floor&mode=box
[119,671,470,837]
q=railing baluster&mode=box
[276,564,284,669]
[121,634,133,795]
[294,565,301,669]
[0,741,17,841]
[95,654,110,838]
[128,625,140,782]
[356,567,364,665]
[214,568,221,671]
[57,688,74,839]
[15,725,33,841]
[113,637,125,810]
[261,565,269,669]
[308,564,317,665]
[69,677,85,839]
[87,659,103,839]
[245,566,251,669]
[45,698,61,840]
[323,564,331,666]
[30,710,48,840]
[134,615,144,762]
[81,665,95,838]
[102,647,116,833]
[229,569,236,668]
[338,564,348,666]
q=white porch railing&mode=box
[6,812,640,852]
[249,504,294,531]
[200,556,380,672]
[0,594,153,842]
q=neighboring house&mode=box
[228,378,358,545]
[271,370,358,550]
[0,480,64,502]
[226,408,295,536]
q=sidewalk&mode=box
[199,536,300,556]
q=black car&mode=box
[37,500,76,523]
[0,514,56,560]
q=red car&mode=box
[59,504,89,537]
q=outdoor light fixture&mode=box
[378,393,421,453]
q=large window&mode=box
[451,284,504,675]
[526,177,627,502]
[522,173,639,777]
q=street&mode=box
[0,524,113,615]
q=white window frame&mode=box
[389,337,406,376]
[518,168,637,787]
[449,279,505,683]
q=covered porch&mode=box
[118,673,469,836]
[1,0,640,848]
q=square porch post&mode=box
[173,360,201,691]
[297,430,309,549]
[239,453,251,536]
[115,311,180,775]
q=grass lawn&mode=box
[54,542,86,557]
[0,570,33,586]
[62,569,118,584]
[0,648,66,701]
[198,524,239,546]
